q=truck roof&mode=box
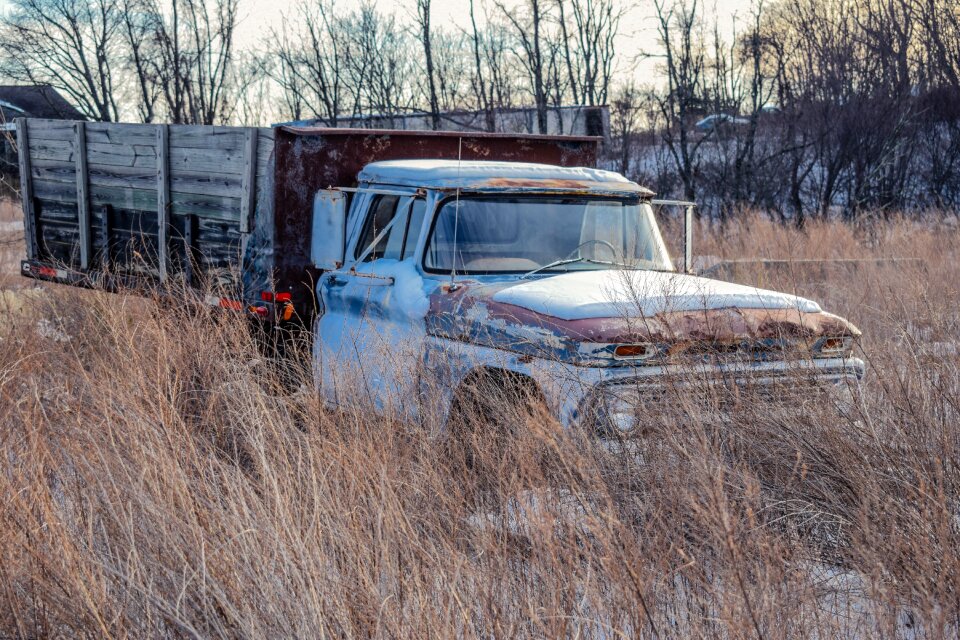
[357,160,655,196]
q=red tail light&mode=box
[275,292,291,303]
[218,298,244,311]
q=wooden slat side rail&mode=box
[74,121,91,269]
[99,204,112,270]
[156,124,170,281]
[16,118,38,259]
[240,128,258,233]
[183,214,195,286]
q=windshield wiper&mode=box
[521,257,586,279]
[520,257,633,279]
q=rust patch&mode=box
[481,178,595,189]
[428,281,860,353]
[478,177,654,195]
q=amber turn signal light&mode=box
[614,343,656,360]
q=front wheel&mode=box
[446,369,549,496]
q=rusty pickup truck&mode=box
[15,118,863,433]
[311,160,864,432]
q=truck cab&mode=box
[312,160,865,434]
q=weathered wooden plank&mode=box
[37,203,80,223]
[97,204,112,269]
[28,138,75,163]
[88,142,157,168]
[74,121,92,268]
[26,119,73,140]
[32,178,79,204]
[157,124,170,281]
[35,179,242,221]
[168,145,245,174]
[95,166,242,198]
[170,126,246,150]
[240,128,258,233]
[256,150,270,173]
[32,135,248,172]
[53,143,245,172]
[256,138,273,168]
[85,122,157,146]
[183,214,195,285]
[31,159,245,198]
[31,139,156,168]
[31,160,76,183]
[166,191,241,221]
[18,118,39,259]
[168,167,243,198]
[31,119,273,143]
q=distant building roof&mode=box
[0,85,85,121]
[281,105,610,138]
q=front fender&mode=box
[420,335,597,430]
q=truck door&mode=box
[315,192,429,419]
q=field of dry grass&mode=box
[0,199,24,288]
[1,201,958,637]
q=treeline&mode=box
[630,0,960,222]
[1,0,959,221]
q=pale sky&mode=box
[236,0,754,81]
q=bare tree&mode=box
[496,0,551,133]
[916,0,960,93]
[652,0,710,205]
[610,82,642,176]
[272,0,345,124]
[465,4,519,130]
[562,0,622,105]
[121,0,162,122]
[146,0,239,125]
[341,6,414,123]
[416,0,442,129]
[468,0,496,130]
[701,2,776,220]
[0,0,124,121]
[182,0,238,125]
[432,30,471,113]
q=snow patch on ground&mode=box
[36,318,70,342]
[466,488,587,537]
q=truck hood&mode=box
[489,270,822,319]
[427,269,860,364]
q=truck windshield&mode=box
[424,196,673,274]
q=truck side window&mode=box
[356,195,400,262]
[402,199,427,260]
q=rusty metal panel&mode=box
[272,127,600,318]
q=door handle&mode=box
[326,271,394,287]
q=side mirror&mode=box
[311,189,347,270]
[684,204,694,274]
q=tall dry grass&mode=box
[0,212,958,638]
[0,199,24,288]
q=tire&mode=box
[447,369,547,494]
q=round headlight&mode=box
[816,336,854,357]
